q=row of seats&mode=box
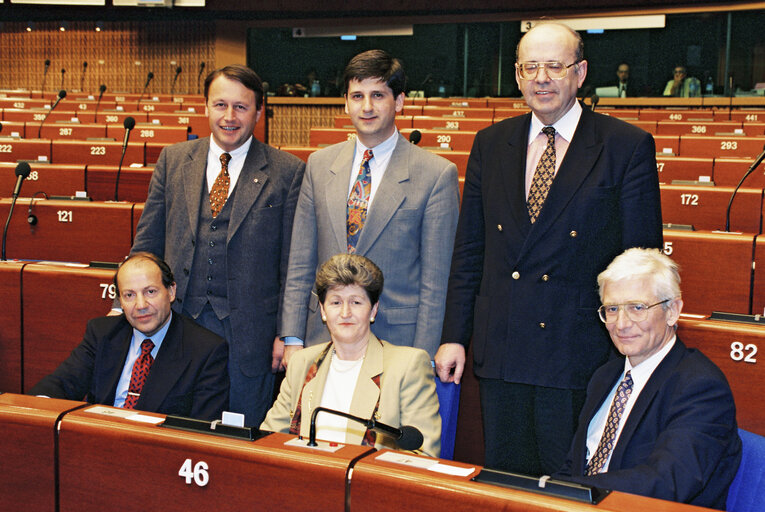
[0,95,205,114]
[0,139,168,166]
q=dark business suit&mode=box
[557,339,741,510]
[442,105,663,473]
[29,314,229,421]
[130,136,305,424]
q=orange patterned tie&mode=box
[124,339,155,409]
[210,152,231,218]
[527,126,556,223]
[347,149,373,253]
[586,371,634,475]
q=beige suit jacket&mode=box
[261,334,441,457]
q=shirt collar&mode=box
[131,312,173,357]
[529,100,582,144]
[209,136,252,160]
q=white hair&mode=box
[597,247,681,306]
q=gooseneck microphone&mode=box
[137,72,154,106]
[60,68,66,91]
[409,130,422,145]
[38,89,67,138]
[114,116,136,201]
[93,84,107,122]
[170,66,182,95]
[40,59,51,96]
[307,406,424,451]
[3,162,32,261]
[197,62,206,93]
[725,143,765,232]
[590,94,600,111]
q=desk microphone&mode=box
[724,143,765,232]
[114,116,136,201]
[94,84,107,122]
[38,89,67,138]
[60,68,66,91]
[137,72,154,106]
[409,129,422,145]
[307,406,423,451]
[590,94,599,111]
[170,66,182,95]
[40,59,51,96]
[79,61,88,91]
[3,162,32,261]
[197,62,206,93]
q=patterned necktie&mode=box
[210,152,231,218]
[586,370,634,475]
[124,339,155,410]
[527,126,556,223]
[346,149,373,253]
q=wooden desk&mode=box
[659,184,762,233]
[0,98,50,109]
[0,262,24,393]
[0,162,86,197]
[400,128,476,152]
[0,138,51,163]
[0,199,133,264]
[655,121,742,136]
[679,135,765,159]
[86,165,153,202]
[412,116,492,131]
[38,122,108,140]
[309,127,355,147]
[0,394,86,512]
[57,409,373,511]
[425,98,489,108]
[421,106,495,119]
[106,123,188,144]
[50,140,144,166]
[93,111,148,125]
[677,317,765,434]
[492,107,529,121]
[753,235,765,317]
[21,264,120,391]
[133,203,144,238]
[712,157,765,188]
[663,230,754,316]
[0,120,26,138]
[148,113,210,137]
[432,150,470,178]
[2,109,77,124]
[656,156,714,183]
[639,109,714,122]
[349,450,709,512]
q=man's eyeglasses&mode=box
[597,299,671,324]
[516,61,582,80]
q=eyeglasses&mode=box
[597,299,671,324]
[516,61,582,80]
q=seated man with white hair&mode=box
[556,247,741,510]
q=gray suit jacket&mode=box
[280,133,459,358]
[131,137,305,377]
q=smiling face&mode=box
[515,24,587,126]
[205,75,261,152]
[602,277,682,367]
[319,284,379,348]
[117,259,176,337]
[345,77,404,148]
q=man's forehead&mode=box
[347,77,392,93]
[519,25,577,57]
[117,260,162,285]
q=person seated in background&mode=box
[556,248,741,510]
[613,62,648,97]
[262,253,441,456]
[663,66,701,97]
[29,252,230,422]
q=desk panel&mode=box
[349,450,706,512]
[106,124,188,144]
[679,135,765,159]
[0,162,86,198]
[0,138,51,163]
[93,111,148,125]
[58,409,373,511]
[663,230,754,315]
[412,116,491,131]
[0,262,24,392]
[713,157,765,188]
[656,121,742,136]
[660,184,762,233]
[2,109,77,124]
[421,106,495,119]
[677,317,765,434]
[51,140,144,166]
[400,129,476,152]
[0,394,86,512]
[655,156,714,183]
[148,113,210,137]
[639,109,714,122]
[753,236,765,317]
[39,122,107,140]
[0,199,133,263]
[22,264,120,390]
[86,165,153,202]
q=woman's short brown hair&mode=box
[315,254,384,305]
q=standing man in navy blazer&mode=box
[125,65,305,426]
[32,253,229,421]
[279,50,459,362]
[557,248,741,510]
[435,23,662,475]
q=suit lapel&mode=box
[137,315,186,413]
[609,339,686,468]
[182,139,209,239]
[347,334,384,445]
[326,141,356,252]
[355,134,408,255]
[96,318,134,405]
[502,115,534,237]
[523,107,603,248]
[229,139,270,241]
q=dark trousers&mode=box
[479,378,586,476]
[184,303,275,428]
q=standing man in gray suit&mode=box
[279,50,459,364]
[124,64,305,426]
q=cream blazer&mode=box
[261,334,441,457]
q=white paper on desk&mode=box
[375,451,437,469]
[126,414,164,424]
[428,463,475,477]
